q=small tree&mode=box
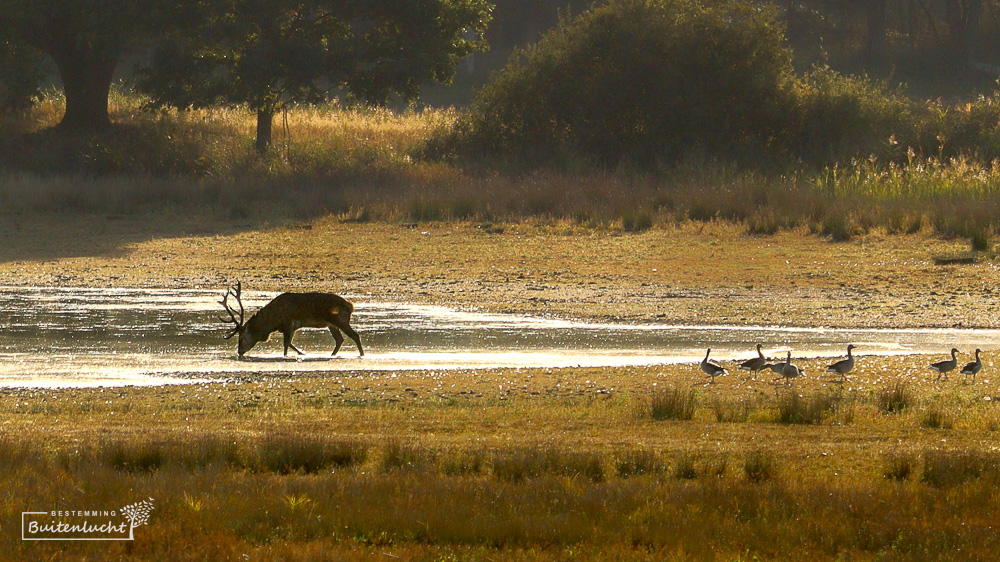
[138,0,492,152]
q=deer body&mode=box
[221,282,363,358]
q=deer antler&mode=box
[219,281,245,340]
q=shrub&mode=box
[445,0,795,168]
[788,66,914,165]
[650,387,697,421]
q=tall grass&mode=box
[876,381,914,414]
[883,450,917,481]
[742,448,777,482]
[711,396,757,423]
[775,390,842,424]
[3,416,1000,557]
[6,89,1000,248]
[921,449,1000,487]
[615,448,665,478]
[491,446,604,482]
[649,387,697,421]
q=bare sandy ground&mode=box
[0,214,996,329]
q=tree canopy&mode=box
[137,0,492,151]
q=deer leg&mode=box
[329,326,345,356]
[283,331,305,356]
[341,325,364,357]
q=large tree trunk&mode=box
[256,108,273,153]
[945,0,983,65]
[866,0,888,67]
[49,44,118,131]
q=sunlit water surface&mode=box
[1,286,998,388]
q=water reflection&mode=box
[1,286,998,388]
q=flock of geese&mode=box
[699,344,985,385]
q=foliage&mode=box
[0,39,43,112]
[787,65,915,165]
[0,0,197,129]
[439,0,795,167]
[136,0,491,150]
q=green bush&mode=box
[788,66,914,165]
[445,0,794,168]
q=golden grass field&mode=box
[4,99,1000,559]
[2,217,1000,560]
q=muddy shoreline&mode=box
[1,216,997,331]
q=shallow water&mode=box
[1,286,998,388]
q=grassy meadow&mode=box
[5,86,1000,559]
[3,358,1000,560]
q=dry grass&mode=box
[2,357,1000,558]
[649,386,697,421]
[6,90,1000,251]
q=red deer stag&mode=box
[220,281,364,358]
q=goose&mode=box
[961,348,983,383]
[738,344,768,379]
[929,348,959,381]
[826,344,857,382]
[780,351,805,385]
[700,348,728,384]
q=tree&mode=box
[0,0,199,131]
[0,39,44,112]
[944,0,983,66]
[137,0,492,152]
[865,0,888,67]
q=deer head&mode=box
[219,281,252,357]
